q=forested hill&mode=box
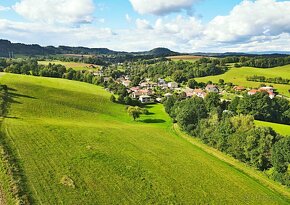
[0,39,178,57]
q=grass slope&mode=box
[195,65,290,97]
[0,73,289,204]
[38,60,99,71]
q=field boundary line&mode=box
[173,124,290,200]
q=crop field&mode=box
[167,55,204,62]
[195,65,290,97]
[0,74,289,204]
[38,60,99,71]
[255,120,290,137]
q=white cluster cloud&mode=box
[13,0,95,24]
[1,0,290,52]
[204,0,290,43]
[0,19,114,47]
[129,0,199,15]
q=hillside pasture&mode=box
[0,74,289,204]
[255,120,290,136]
[38,60,99,71]
[167,55,203,62]
[195,65,290,97]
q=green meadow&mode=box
[255,120,290,136]
[38,60,98,71]
[0,74,289,204]
[195,65,290,97]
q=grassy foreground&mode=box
[195,65,290,97]
[0,73,289,204]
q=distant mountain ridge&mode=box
[0,39,178,57]
[0,39,289,58]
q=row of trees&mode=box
[0,84,8,116]
[117,58,228,84]
[221,56,290,68]
[229,92,290,125]
[247,75,290,85]
[164,93,290,186]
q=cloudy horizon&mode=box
[0,0,290,52]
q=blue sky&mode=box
[0,0,290,52]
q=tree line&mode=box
[247,75,290,85]
[164,93,290,187]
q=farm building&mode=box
[193,89,207,98]
[122,80,131,87]
[139,95,154,104]
[233,86,245,91]
[205,84,219,93]
[168,82,178,89]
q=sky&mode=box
[0,0,290,52]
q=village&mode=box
[97,72,277,104]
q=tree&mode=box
[127,106,142,121]
[163,96,176,115]
[176,97,208,132]
[271,138,290,173]
[130,76,141,87]
[110,95,116,103]
[218,79,225,85]
[187,78,198,89]
[204,92,221,112]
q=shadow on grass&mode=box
[141,119,166,124]
[0,86,35,204]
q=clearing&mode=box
[167,55,203,62]
[38,60,99,71]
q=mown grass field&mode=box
[0,73,289,204]
[38,60,99,71]
[167,55,203,62]
[255,120,290,136]
[195,65,290,97]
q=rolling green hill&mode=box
[0,74,289,204]
[195,65,290,97]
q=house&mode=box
[158,78,166,85]
[268,91,276,99]
[184,88,194,98]
[248,89,276,99]
[122,80,131,87]
[168,82,178,89]
[139,95,154,104]
[193,89,207,99]
[131,89,154,99]
[233,86,245,92]
[259,86,274,93]
[205,84,219,93]
[156,97,162,102]
[164,93,173,98]
[248,89,259,95]
[129,87,140,92]
[140,82,157,89]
